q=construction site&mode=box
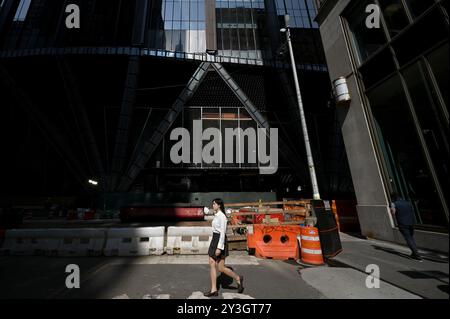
[0,0,448,303]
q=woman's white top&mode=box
[212,210,227,250]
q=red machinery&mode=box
[119,205,204,222]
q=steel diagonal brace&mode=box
[110,55,141,191]
[117,62,211,191]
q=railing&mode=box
[0,46,328,72]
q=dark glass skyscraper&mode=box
[0,0,325,65]
[0,1,353,208]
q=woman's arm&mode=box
[217,213,227,250]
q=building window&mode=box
[391,6,447,66]
[402,60,450,215]
[404,0,435,18]
[378,0,410,37]
[367,74,448,228]
[13,0,32,22]
[275,0,318,28]
[359,46,396,88]
[346,0,388,64]
[427,43,449,114]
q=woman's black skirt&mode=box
[208,232,229,260]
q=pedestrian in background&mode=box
[390,192,422,261]
[204,198,244,297]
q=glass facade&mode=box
[347,0,388,64]
[346,0,449,229]
[0,0,324,66]
[145,0,320,59]
[274,0,325,65]
[404,0,436,18]
[275,0,318,28]
[13,0,31,21]
[367,74,448,227]
[378,0,410,37]
[147,0,207,53]
[145,0,267,59]
[215,0,265,59]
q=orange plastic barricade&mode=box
[251,224,301,260]
[246,225,256,255]
[300,226,325,265]
[331,201,340,231]
[331,200,360,232]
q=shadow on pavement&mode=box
[420,252,449,263]
[437,285,449,295]
[0,255,127,299]
[399,270,449,284]
[372,245,449,264]
[372,245,413,259]
[217,266,238,291]
[341,232,367,240]
[283,259,302,266]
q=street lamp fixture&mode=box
[280,14,321,200]
[332,76,351,105]
[88,179,98,186]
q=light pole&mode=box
[280,14,321,200]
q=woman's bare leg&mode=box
[217,259,240,284]
[209,257,218,292]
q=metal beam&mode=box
[132,0,149,45]
[0,47,268,67]
[117,62,212,191]
[205,0,217,54]
[110,55,140,191]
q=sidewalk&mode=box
[329,232,449,299]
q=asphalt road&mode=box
[0,253,322,299]
[1,224,445,299]
[0,251,421,299]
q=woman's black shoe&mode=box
[410,253,423,261]
[204,291,219,297]
[237,276,244,293]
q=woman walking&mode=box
[204,198,244,297]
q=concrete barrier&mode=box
[45,229,106,257]
[104,227,165,256]
[0,229,48,256]
[166,227,213,255]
